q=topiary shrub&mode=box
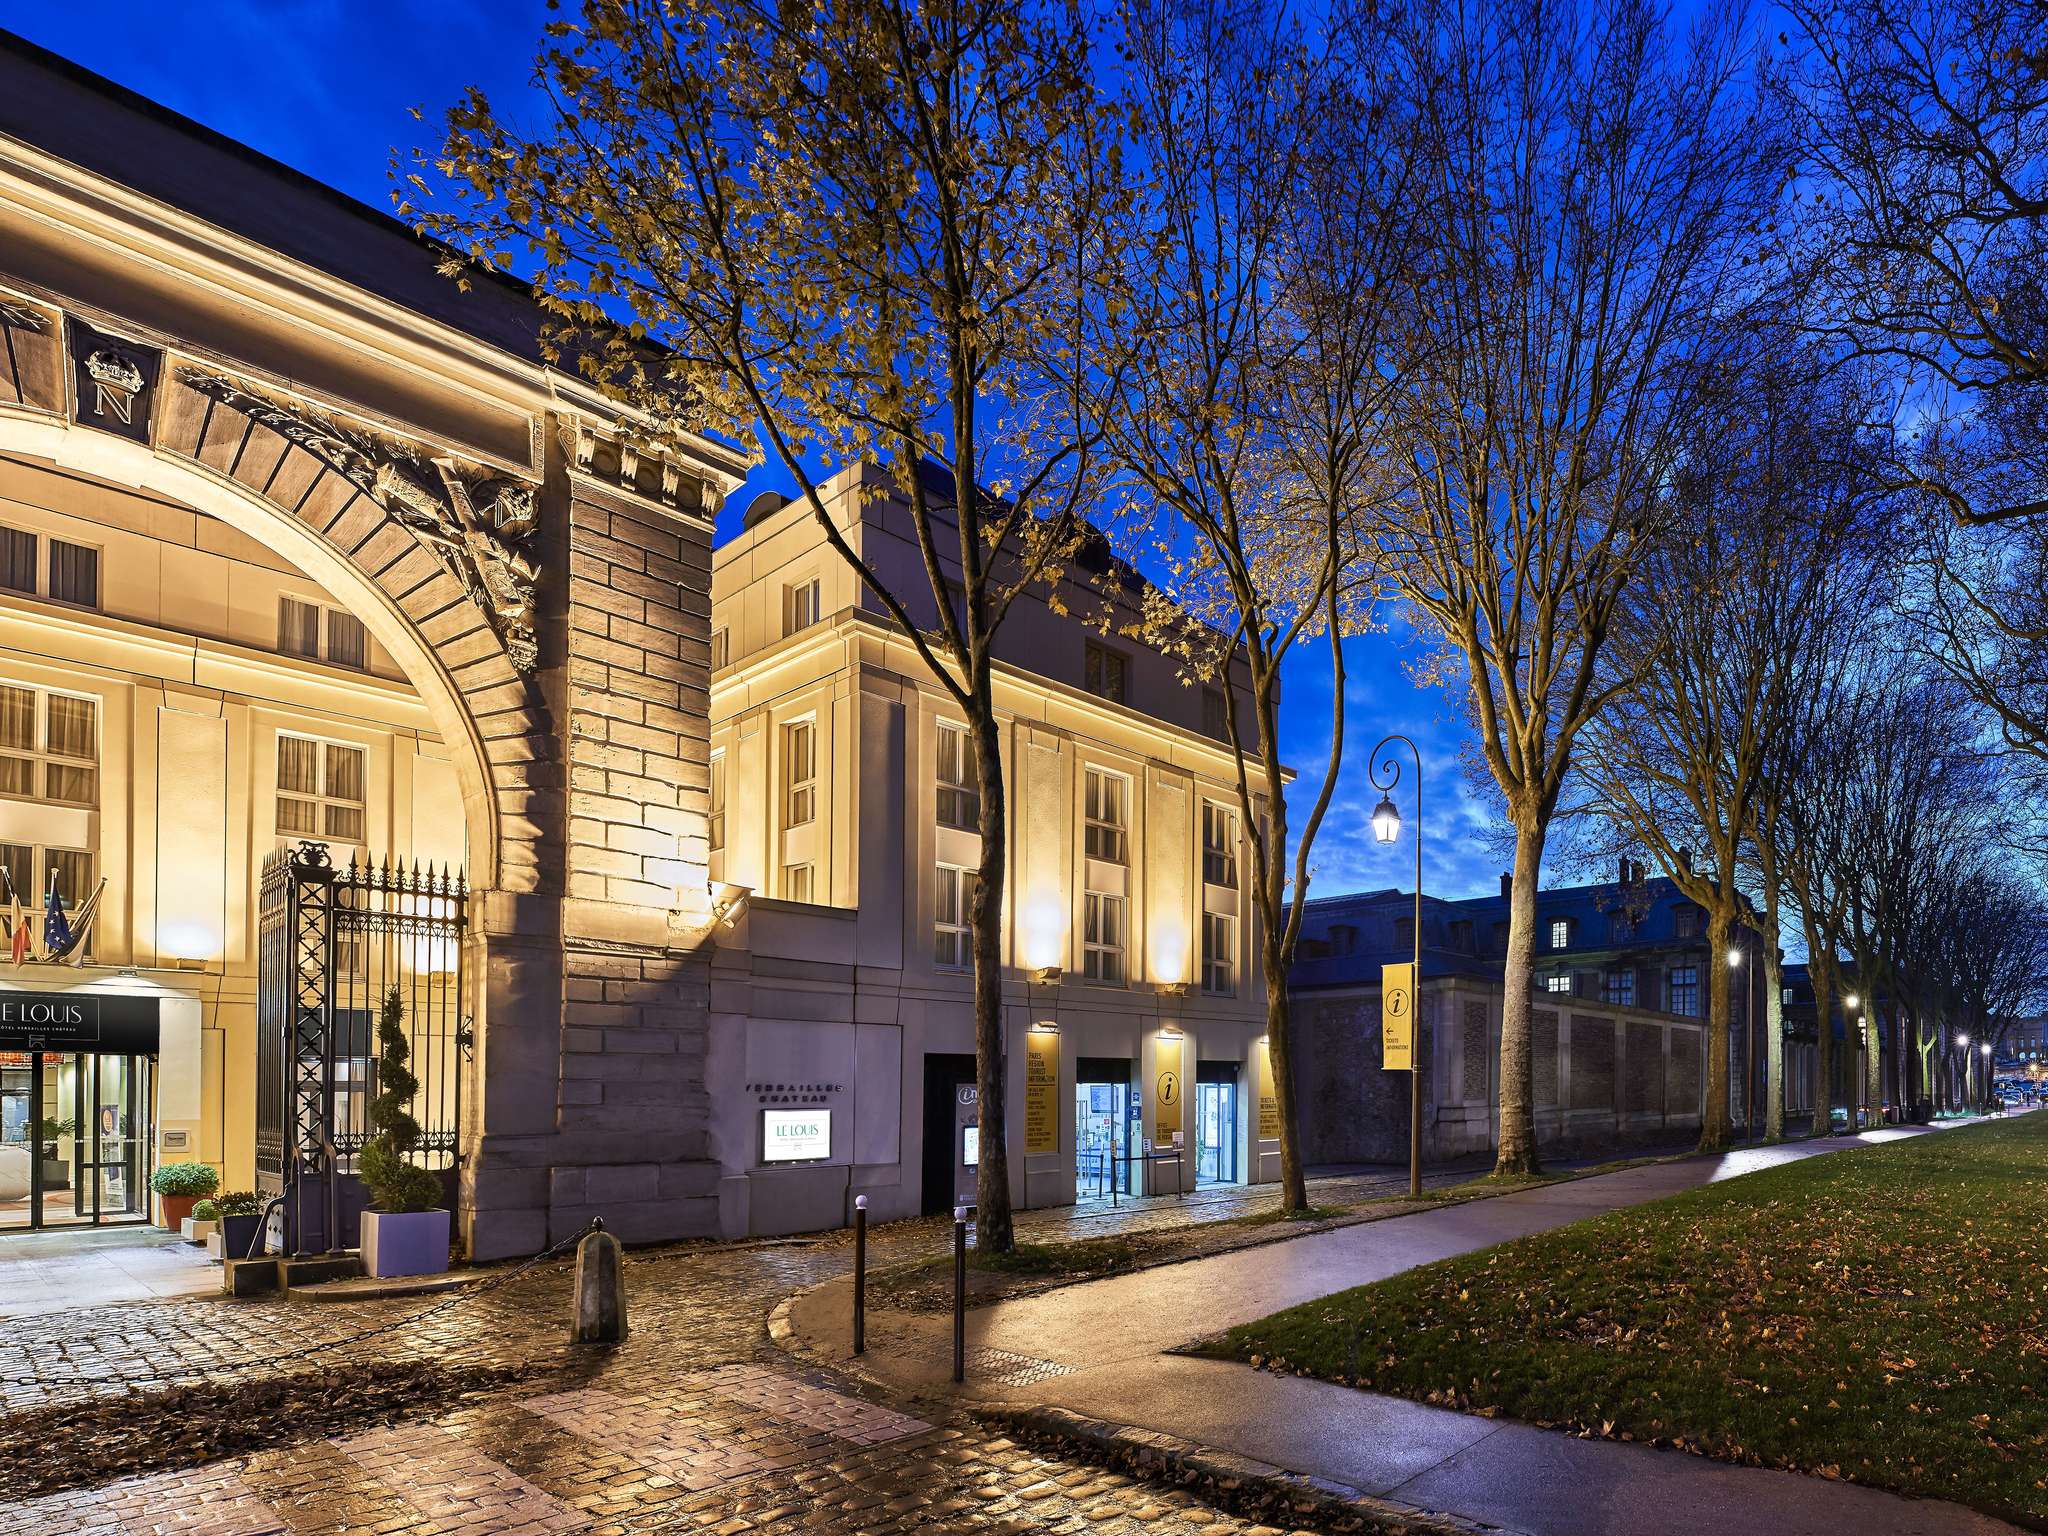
[214,1190,262,1216]
[358,985,444,1214]
[151,1161,220,1198]
[191,1200,219,1222]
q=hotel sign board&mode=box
[0,992,161,1053]
[1381,963,1415,1072]
[761,1108,832,1164]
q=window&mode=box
[1450,920,1475,953]
[708,753,726,853]
[47,539,98,609]
[1202,687,1229,741]
[1544,973,1573,994]
[783,719,816,827]
[935,723,980,831]
[1781,985,1795,1006]
[1331,923,1359,954]
[1669,964,1700,1017]
[278,597,367,668]
[710,627,730,670]
[1607,912,1636,942]
[1084,767,1128,863]
[0,528,33,595]
[784,578,821,636]
[276,735,366,843]
[1202,802,1238,887]
[1202,912,1235,995]
[1674,906,1701,938]
[934,863,977,968]
[1395,915,1415,949]
[1603,969,1636,1007]
[783,863,814,904]
[1084,642,1128,705]
[1548,918,1570,950]
[0,684,98,806]
[0,843,93,956]
[1083,891,1126,983]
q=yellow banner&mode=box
[1024,1030,1060,1155]
[1257,1038,1280,1139]
[1382,962,1416,1072]
[1154,1033,1183,1146]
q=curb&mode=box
[980,1404,1532,1536]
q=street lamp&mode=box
[1370,735,1423,1199]
[1958,1034,1970,1115]
[1981,1042,1994,1112]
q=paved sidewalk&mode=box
[793,1121,2022,1536]
[0,1226,216,1318]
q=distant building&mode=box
[1289,863,1768,1163]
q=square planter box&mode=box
[360,1208,451,1279]
[219,1213,264,1261]
[181,1217,218,1246]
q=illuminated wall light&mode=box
[158,922,221,964]
[1022,893,1065,972]
[1150,927,1188,987]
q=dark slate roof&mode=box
[1290,873,1713,992]
[0,29,547,362]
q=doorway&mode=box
[1194,1063,1240,1187]
[0,1050,154,1232]
[1074,1057,1138,1200]
[920,1053,978,1216]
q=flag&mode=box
[42,874,71,958]
[1,866,25,965]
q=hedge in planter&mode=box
[358,985,448,1278]
[151,1160,219,1229]
[214,1190,266,1261]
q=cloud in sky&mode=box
[18,3,1515,899]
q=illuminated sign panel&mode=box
[761,1108,831,1163]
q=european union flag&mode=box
[42,880,71,956]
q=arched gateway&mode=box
[0,35,746,1258]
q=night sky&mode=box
[6,2,1510,902]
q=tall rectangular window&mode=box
[934,863,976,968]
[708,752,726,853]
[1548,918,1570,950]
[1084,642,1128,705]
[279,597,366,668]
[935,722,980,831]
[0,842,93,955]
[326,610,367,669]
[0,684,98,806]
[1083,891,1126,983]
[1084,767,1128,863]
[783,719,816,827]
[1202,801,1238,887]
[710,627,730,670]
[276,735,366,843]
[1669,965,1700,1017]
[784,862,814,904]
[784,578,821,636]
[1202,911,1235,995]
[1202,686,1228,741]
[48,539,98,609]
[1604,969,1636,1007]
[279,597,322,658]
[0,528,34,595]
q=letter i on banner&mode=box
[1381,962,1415,1072]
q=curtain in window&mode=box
[43,694,96,804]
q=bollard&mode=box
[852,1195,868,1356]
[951,1204,968,1383]
[571,1220,628,1345]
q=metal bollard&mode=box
[951,1204,968,1384]
[852,1195,868,1356]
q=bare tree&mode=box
[1372,0,1778,1173]
[406,0,1122,1251]
[1088,0,1414,1210]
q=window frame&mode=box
[1543,973,1573,995]
[274,732,368,845]
[1669,964,1701,1018]
[1083,641,1129,705]
[710,626,730,670]
[1201,800,1238,888]
[935,721,981,832]
[782,717,817,829]
[783,862,815,904]
[1548,917,1570,950]
[0,526,36,596]
[0,841,93,958]
[45,536,100,611]
[708,750,727,854]
[0,682,99,809]
[1083,765,1129,864]
[784,577,822,637]
[934,862,976,970]
[1082,889,1127,984]
[1603,968,1636,1008]
[1201,910,1235,996]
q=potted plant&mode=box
[31,1116,74,1190]
[214,1190,265,1261]
[357,985,449,1278]
[185,1197,219,1246]
[151,1160,220,1230]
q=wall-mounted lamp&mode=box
[1156,981,1189,998]
[1031,965,1063,985]
[1158,1024,1184,1039]
[1028,1019,1060,1034]
[709,880,753,927]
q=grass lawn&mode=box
[1213,1115,2048,1521]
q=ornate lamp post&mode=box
[1981,1042,1993,1112]
[1957,1034,1969,1114]
[1845,992,1864,1131]
[1370,735,1423,1199]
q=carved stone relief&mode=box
[178,369,542,671]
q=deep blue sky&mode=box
[8,2,1511,901]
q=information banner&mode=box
[1154,1033,1183,1147]
[1381,962,1416,1072]
[1024,1029,1061,1154]
[1257,1040,1281,1140]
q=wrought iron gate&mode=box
[257,841,468,1255]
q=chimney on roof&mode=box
[1500,871,1512,899]
[1677,848,1693,875]
[1619,855,1631,884]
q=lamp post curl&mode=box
[1369,735,1423,1198]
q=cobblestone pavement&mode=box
[0,1192,1377,1536]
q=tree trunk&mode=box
[968,691,1014,1253]
[1262,930,1309,1212]
[1700,908,1734,1153]
[1810,965,1834,1138]
[1495,820,1544,1177]
[1763,917,1785,1143]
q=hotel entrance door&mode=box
[0,1050,154,1231]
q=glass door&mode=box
[1195,1080,1238,1186]
[89,1054,149,1223]
[0,1052,151,1231]
[1074,1079,1133,1199]
[0,1053,33,1231]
